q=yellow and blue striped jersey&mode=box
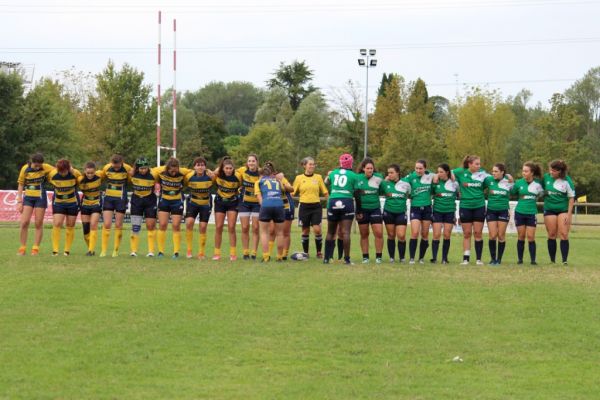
[237,166,260,204]
[130,170,158,198]
[48,168,82,206]
[280,177,293,210]
[154,166,192,201]
[77,172,103,207]
[98,163,133,199]
[17,163,54,198]
[214,172,242,200]
[184,171,213,206]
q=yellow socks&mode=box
[283,248,289,258]
[89,230,97,253]
[173,231,181,254]
[147,229,156,254]
[263,254,270,262]
[186,230,194,253]
[84,233,90,246]
[114,228,123,252]
[243,248,250,256]
[157,229,166,253]
[268,241,275,257]
[130,234,139,253]
[101,227,111,254]
[52,226,61,253]
[64,226,75,253]
[251,249,257,257]
[199,233,207,256]
[230,246,236,257]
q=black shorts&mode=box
[544,209,568,216]
[383,210,407,226]
[259,206,285,223]
[298,202,322,227]
[356,208,383,225]
[23,196,47,208]
[515,211,537,227]
[238,202,260,216]
[432,211,455,224]
[130,195,158,219]
[410,205,433,221]
[81,204,102,216]
[186,202,211,223]
[486,209,510,222]
[158,199,184,215]
[284,208,294,221]
[214,198,239,213]
[52,204,79,216]
[327,198,355,222]
[459,206,486,223]
[103,196,128,213]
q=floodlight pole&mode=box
[358,49,377,159]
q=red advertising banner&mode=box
[0,190,55,222]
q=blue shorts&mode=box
[327,198,355,222]
[356,208,383,225]
[383,210,407,226]
[81,204,102,216]
[131,195,158,219]
[238,202,260,216]
[23,196,47,209]
[486,209,510,222]
[284,208,294,221]
[103,196,128,213]
[410,205,433,221]
[514,211,537,227]
[544,209,568,216]
[214,197,239,213]
[186,201,211,223]
[459,206,486,223]
[158,199,184,215]
[53,204,79,216]
[259,206,285,223]
[432,211,455,224]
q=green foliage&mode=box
[233,123,295,176]
[0,73,25,188]
[369,74,406,157]
[267,60,316,111]
[565,66,600,136]
[254,87,293,130]
[195,112,229,166]
[315,146,352,176]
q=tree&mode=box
[0,72,25,188]
[253,87,293,130]
[329,79,364,159]
[565,66,600,137]
[316,146,352,176]
[195,112,229,165]
[369,74,406,157]
[267,60,317,111]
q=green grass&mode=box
[1,222,600,399]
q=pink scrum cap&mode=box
[339,153,353,170]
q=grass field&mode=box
[1,222,600,399]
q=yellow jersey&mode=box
[48,168,82,206]
[214,172,242,200]
[280,177,293,210]
[98,163,133,199]
[293,173,328,203]
[77,172,103,207]
[130,170,158,198]
[237,166,260,204]
[184,171,213,206]
[17,163,54,198]
[155,166,192,201]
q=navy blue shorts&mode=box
[383,210,407,226]
[298,203,322,227]
[486,209,510,222]
[186,202,211,222]
[259,206,285,223]
[544,209,568,216]
[284,208,294,221]
[81,204,102,216]
[23,196,47,209]
[514,211,537,227]
[158,199,184,215]
[432,211,455,224]
[53,204,79,216]
[214,198,239,214]
[410,205,433,221]
[356,208,383,225]
[459,206,486,223]
[103,196,128,213]
[131,195,158,219]
[327,198,355,222]
[238,202,260,216]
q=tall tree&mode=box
[0,72,25,188]
[233,123,295,176]
[329,79,364,159]
[369,74,406,157]
[267,60,316,111]
[565,66,600,137]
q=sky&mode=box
[2,0,600,110]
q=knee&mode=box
[559,232,569,241]
[463,231,472,240]
[20,220,30,229]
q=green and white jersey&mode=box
[484,176,513,211]
[452,167,490,209]
[380,179,411,213]
[327,168,358,199]
[432,178,459,213]
[543,173,575,212]
[405,171,434,207]
[356,172,384,210]
[511,178,544,215]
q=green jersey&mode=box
[543,173,575,212]
[356,172,384,210]
[432,178,459,213]
[511,178,544,215]
[405,171,434,207]
[380,179,411,213]
[327,168,358,199]
[484,176,513,211]
[452,167,489,209]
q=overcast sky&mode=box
[2,0,600,109]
